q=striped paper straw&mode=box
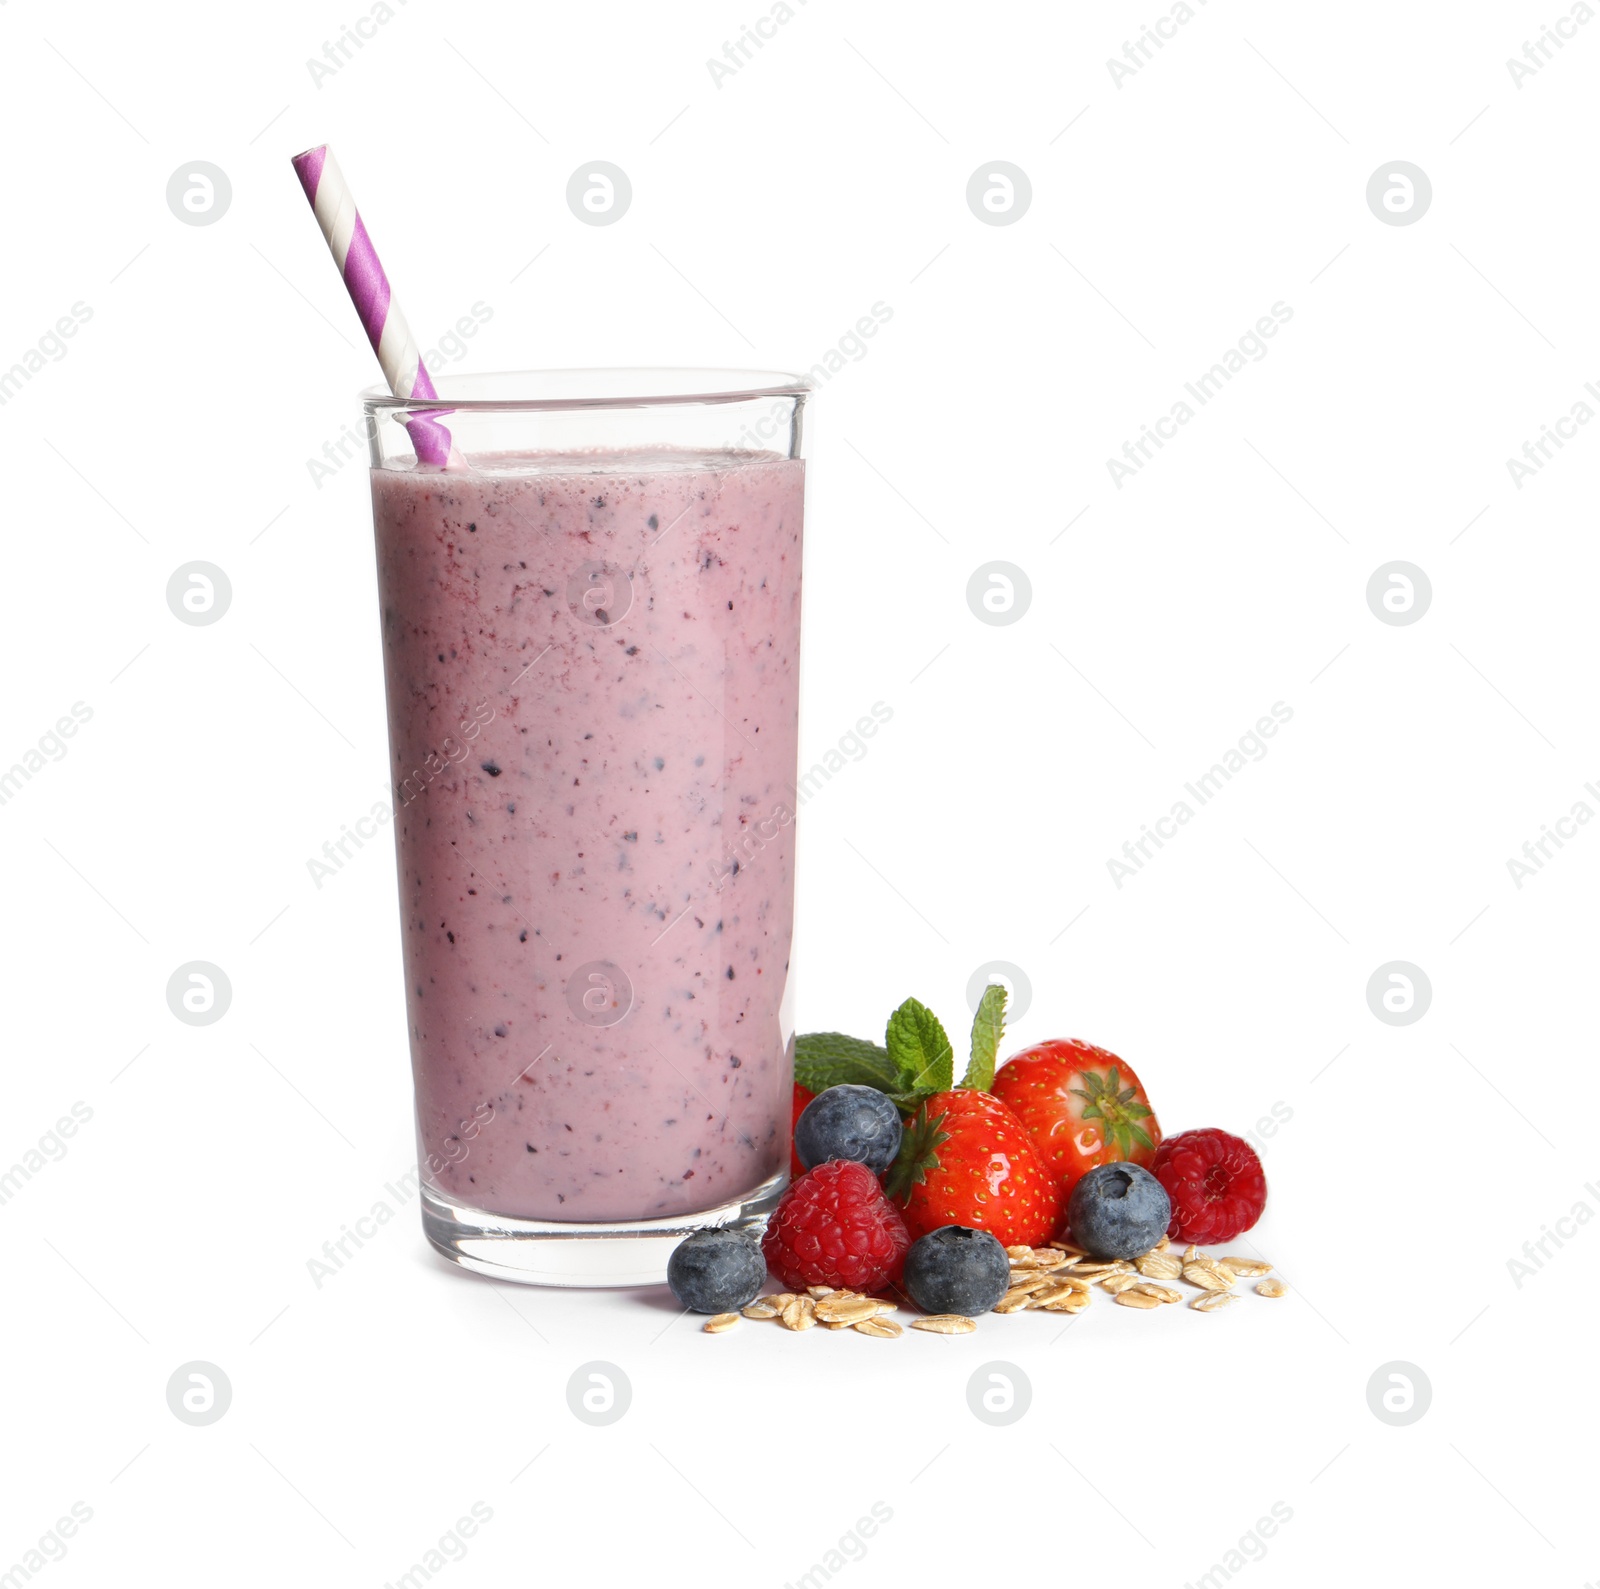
[290,144,460,468]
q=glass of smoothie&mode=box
[364,370,809,1285]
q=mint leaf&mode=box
[794,1032,898,1094]
[885,997,954,1095]
[961,981,1007,1091]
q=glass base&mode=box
[420,1168,789,1287]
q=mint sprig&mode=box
[885,997,954,1096]
[796,984,1010,1109]
[793,1032,898,1094]
[961,981,1007,1091]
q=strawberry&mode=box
[789,1081,815,1179]
[886,1089,1064,1248]
[795,986,1068,1248]
[991,1039,1161,1205]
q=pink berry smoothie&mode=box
[370,449,804,1222]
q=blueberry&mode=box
[794,1084,903,1174]
[1068,1162,1171,1259]
[666,1228,767,1314]
[901,1225,1011,1316]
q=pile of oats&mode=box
[703,1235,1286,1336]
[705,1284,903,1336]
[1035,1238,1287,1314]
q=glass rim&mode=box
[362,367,812,414]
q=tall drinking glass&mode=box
[363,370,809,1285]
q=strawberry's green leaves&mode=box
[793,1032,899,1095]
[961,981,1007,1091]
[885,998,954,1095]
[884,1102,951,1205]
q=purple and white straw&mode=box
[291,144,460,468]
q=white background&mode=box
[1,1,1596,1584]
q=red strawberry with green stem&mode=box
[887,1087,1064,1248]
[992,1039,1162,1205]
[790,986,1067,1247]
[859,985,1065,1248]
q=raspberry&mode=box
[1150,1128,1267,1244]
[761,1160,910,1292]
